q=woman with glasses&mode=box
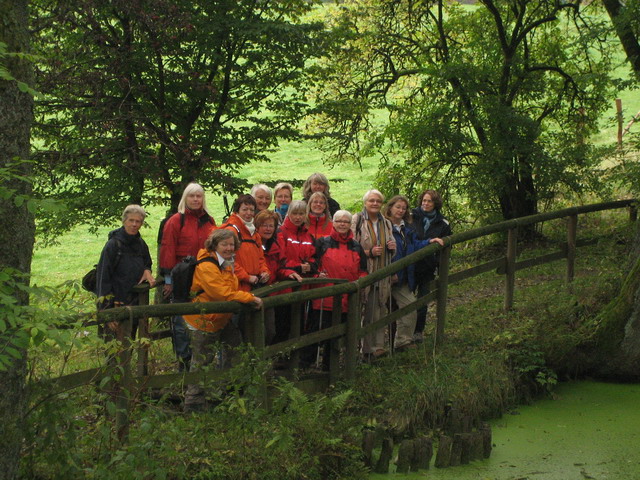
[351,189,396,360]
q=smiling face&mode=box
[123,214,144,235]
[311,181,326,194]
[389,200,408,224]
[333,215,351,235]
[254,189,271,211]
[257,218,276,240]
[238,203,255,223]
[186,190,204,210]
[364,193,383,216]
[421,194,435,213]
[275,188,292,209]
[310,196,327,215]
[216,237,236,261]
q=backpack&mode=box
[171,255,219,302]
[82,239,123,294]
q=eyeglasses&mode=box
[334,220,351,224]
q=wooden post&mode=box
[250,308,268,407]
[329,295,342,385]
[345,289,361,381]
[115,313,133,442]
[288,301,302,372]
[396,439,414,473]
[136,289,149,377]
[435,246,451,346]
[434,434,452,468]
[630,204,638,222]
[374,437,394,474]
[504,228,517,311]
[616,98,623,148]
[566,214,577,286]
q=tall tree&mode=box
[314,0,616,233]
[586,0,640,377]
[31,0,327,237]
[0,0,35,477]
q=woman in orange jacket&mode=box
[220,195,271,292]
[183,229,262,412]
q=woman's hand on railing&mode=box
[289,272,303,282]
[251,296,263,309]
[430,237,445,246]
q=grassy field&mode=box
[30,66,640,289]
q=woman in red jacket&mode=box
[276,200,318,282]
[255,209,281,344]
[301,210,368,369]
[159,182,216,371]
[306,192,333,239]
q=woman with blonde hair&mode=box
[159,182,216,371]
[306,191,333,239]
[273,182,293,223]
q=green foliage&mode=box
[0,41,39,96]
[31,0,330,240]
[313,0,619,228]
[22,347,366,480]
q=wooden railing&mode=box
[36,199,637,439]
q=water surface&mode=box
[370,381,640,480]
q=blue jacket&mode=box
[391,222,430,291]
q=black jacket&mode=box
[96,226,152,308]
[410,208,451,278]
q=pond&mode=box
[370,381,640,480]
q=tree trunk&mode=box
[0,0,35,478]
[585,221,640,379]
[603,0,640,80]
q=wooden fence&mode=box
[39,199,637,439]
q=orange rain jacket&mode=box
[183,249,255,333]
[221,213,270,291]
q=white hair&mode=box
[333,210,352,222]
[362,189,384,203]
[177,182,210,214]
[251,183,272,198]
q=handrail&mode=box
[32,198,637,441]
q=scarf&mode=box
[275,203,289,219]
[365,212,388,269]
[243,218,256,236]
[422,210,437,233]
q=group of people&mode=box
[94,173,451,411]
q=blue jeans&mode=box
[171,315,192,367]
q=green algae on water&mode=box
[370,381,640,480]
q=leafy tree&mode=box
[313,0,616,233]
[0,0,35,477]
[31,0,327,237]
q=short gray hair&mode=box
[251,183,272,199]
[333,210,352,223]
[363,189,384,203]
[122,204,146,223]
[205,228,240,252]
